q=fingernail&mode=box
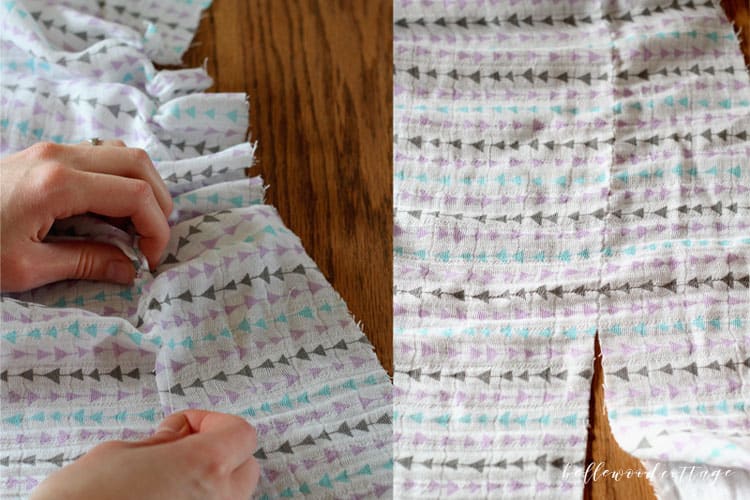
[105,261,134,284]
[155,420,189,437]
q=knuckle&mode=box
[197,443,231,479]
[113,139,127,147]
[129,147,152,167]
[74,248,98,279]
[27,141,61,160]
[203,460,228,481]
[34,162,68,195]
[130,178,153,200]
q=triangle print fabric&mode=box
[394,0,749,498]
[591,2,750,498]
[0,1,392,499]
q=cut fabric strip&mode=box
[597,2,750,498]
[394,0,607,496]
[394,0,749,498]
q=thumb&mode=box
[34,241,135,286]
[137,412,193,447]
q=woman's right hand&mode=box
[30,410,261,500]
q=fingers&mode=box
[28,240,135,288]
[61,169,170,269]
[175,410,258,471]
[140,410,260,499]
[66,143,173,217]
[137,412,193,447]
[13,142,172,271]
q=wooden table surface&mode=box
[181,1,749,498]
[182,0,393,375]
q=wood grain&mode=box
[181,0,393,375]
[585,8,749,500]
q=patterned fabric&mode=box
[393,0,749,498]
[0,1,392,499]
[594,2,750,498]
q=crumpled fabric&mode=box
[393,0,749,498]
[46,215,151,273]
[0,1,393,498]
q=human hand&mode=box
[30,410,260,500]
[0,141,172,292]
